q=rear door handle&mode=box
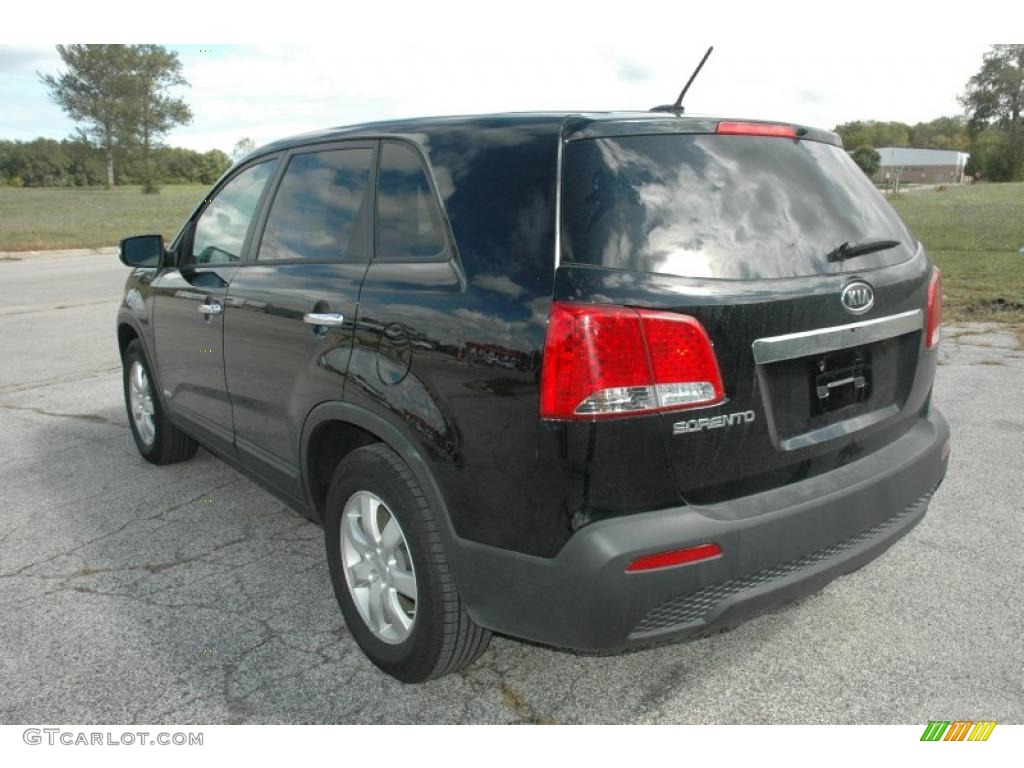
[198,302,223,315]
[303,312,345,327]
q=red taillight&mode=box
[716,121,797,139]
[926,267,942,349]
[539,302,724,420]
[625,543,722,573]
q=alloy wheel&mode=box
[128,360,156,446]
[340,490,418,644]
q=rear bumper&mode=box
[449,409,950,650]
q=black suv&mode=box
[116,112,949,682]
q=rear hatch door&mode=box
[558,123,936,505]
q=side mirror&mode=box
[119,234,166,268]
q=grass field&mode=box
[0,185,205,251]
[1,180,1022,322]
[891,182,1024,322]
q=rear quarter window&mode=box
[376,141,449,262]
[561,134,916,280]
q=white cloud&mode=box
[472,274,526,299]
[0,15,1005,155]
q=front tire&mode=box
[324,444,491,682]
[122,339,198,465]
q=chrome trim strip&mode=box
[779,405,899,451]
[752,309,923,365]
[553,121,566,273]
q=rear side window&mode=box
[561,134,915,280]
[189,160,275,265]
[376,141,448,261]
[258,147,374,262]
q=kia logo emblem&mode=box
[841,281,874,314]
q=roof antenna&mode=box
[651,46,714,114]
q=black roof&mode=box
[246,111,840,160]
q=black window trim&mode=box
[173,135,460,270]
[174,153,283,270]
[242,139,380,267]
[372,137,457,265]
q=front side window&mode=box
[258,147,374,262]
[376,142,448,261]
[188,161,275,265]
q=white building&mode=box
[874,147,971,184]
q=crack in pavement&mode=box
[1,431,126,464]
[54,534,254,580]
[0,297,120,317]
[56,575,353,724]
[453,648,562,724]
[498,682,560,724]
[0,366,122,395]
[0,478,248,579]
[5,504,348,724]
[0,403,123,427]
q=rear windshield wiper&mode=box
[826,239,902,263]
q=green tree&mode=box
[835,120,911,149]
[232,137,256,162]
[63,139,105,186]
[967,128,1013,180]
[156,146,201,183]
[851,145,881,176]
[834,120,868,148]
[2,139,70,186]
[123,45,192,194]
[199,150,231,184]
[39,45,134,188]
[0,140,12,185]
[0,138,229,187]
[961,44,1024,181]
[909,116,970,150]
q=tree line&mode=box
[836,115,1014,180]
[838,45,1024,181]
[0,138,230,188]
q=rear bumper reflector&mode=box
[625,542,722,573]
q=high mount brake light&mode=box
[716,121,797,139]
[539,302,725,420]
[926,267,942,349]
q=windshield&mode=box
[560,133,916,280]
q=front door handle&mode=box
[303,312,345,327]
[198,302,223,315]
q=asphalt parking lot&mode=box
[1,251,1021,724]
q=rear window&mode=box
[561,134,916,280]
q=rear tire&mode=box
[324,443,491,682]
[122,339,198,465]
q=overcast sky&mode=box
[0,39,998,154]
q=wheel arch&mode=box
[300,402,455,537]
[116,310,157,368]
[117,313,164,395]
[303,401,504,633]
[117,318,141,360]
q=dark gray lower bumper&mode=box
[448,410,950,651]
